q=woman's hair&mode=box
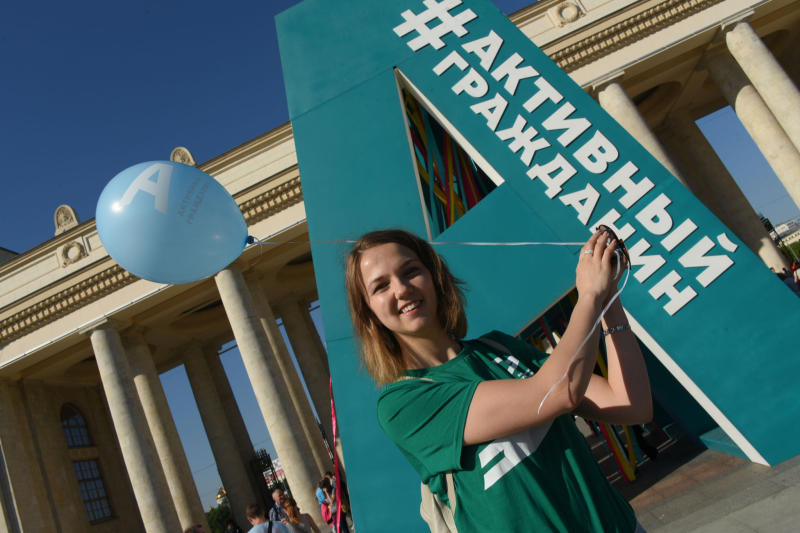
[318,477,332,492]
[281,497,302,526]
[345,229,467,384]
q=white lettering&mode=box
[590,209,635,240]
[461,31,503,70]
[679,236,734,287]
[452,68,488,97]
[573,130,618,174]
[522,77,563,113]
[526,153,576,198]
[470,93,508,131]
[118,163,173,215]
[433,50,468,75]
[541,102,592,147]
[602,161,653,208]
[496,115,550,165]
[661,219,698,252]
[649,270,697,315]
[627,238,666,282]
[559,184,599,225]
[635,193,673,236]
[491,53,538,96]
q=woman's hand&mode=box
[575,229,623,304]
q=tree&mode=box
[205,503,233,533]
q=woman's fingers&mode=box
[593,230,609,258]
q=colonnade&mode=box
[82,264,332,532]
[593,20,799,272]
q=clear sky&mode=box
[3,0,798,513]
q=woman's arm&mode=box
[575,299,652,424]
[463,230,621,445]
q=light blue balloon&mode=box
[96,161,248,284]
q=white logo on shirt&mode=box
[492,354,534,379]
[478,421,553,490]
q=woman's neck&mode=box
[400,331,462,369]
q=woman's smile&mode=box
[359,242,440,339]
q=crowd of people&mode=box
[182,471,352,533]
[773,260,800,295]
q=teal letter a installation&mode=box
[277,1,800,530]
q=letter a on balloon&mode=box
[117,162,173,214]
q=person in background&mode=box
[282,496,321,533]
[246,503,290,533]
[269,489,289,523]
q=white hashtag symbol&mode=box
[393,0,477,51]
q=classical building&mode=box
[1,0,799,531]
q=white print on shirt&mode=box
[492,353,535,379]
[478,420,553,490]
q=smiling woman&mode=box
[344,228,651,533]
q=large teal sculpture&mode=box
[277,1,799,530]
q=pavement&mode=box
[607,436,800,532]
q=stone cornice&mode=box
[1,264,135,345]
[1,175,304,346]
[548,0,726,72]
[240,174,303,226]
[199,123,294,176]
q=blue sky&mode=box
[3,0,798,512]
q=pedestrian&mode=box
[282,496,321,533]
[269,489,289,523]
[246,503,290,533]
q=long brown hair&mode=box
[281,497,302,526]
[345,229,467,384]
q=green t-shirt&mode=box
[377,330,637,532]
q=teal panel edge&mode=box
[277,0,800,530]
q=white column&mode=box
[276,299,334,452]
[203,346,258,493]
[299,301,330,372]
[125,332,209,532]
[659,109,790,271]
[86,323,181,533]
[0,381,56,533]
[250,280,332,477]
[215,265,324,525]
[705,52,800,210]
[183,343,256,530]
[596,79,686,184]
[725,21,800,153]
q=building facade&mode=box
[1,0,799,531]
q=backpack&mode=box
[419,470,457,533]
[320,501,333,525]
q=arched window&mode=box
[61,404,114,523]
[60,404,92,448]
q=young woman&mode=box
[345,228,652,532]
[281,497,321,533]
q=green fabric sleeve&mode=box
[377,379,479,478]
[484,330,549,369]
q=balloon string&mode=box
[247,235,631,416]
[537,250,630,415]
[246,237,586,247]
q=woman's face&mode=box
[359,242,440,342]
